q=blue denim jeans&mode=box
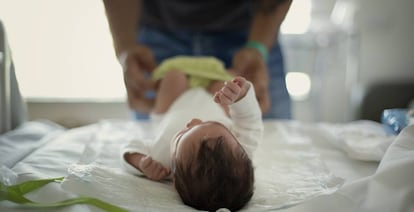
[133,25,291,119]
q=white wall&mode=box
[358,0,414,84]
[284,0,414,123]
[27,101,130,128]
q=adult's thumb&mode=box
[139,50,157,71]
[143,56,157,71]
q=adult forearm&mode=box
[248,0,292,50]
[102,0,141,57]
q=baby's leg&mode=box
[208,81,230,116]
[154,70,189,114]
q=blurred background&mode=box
[0,0,413,127]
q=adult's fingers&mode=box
[124,57,153,91]
[126,90,154,113]
[135,47,157,72]
[256,89,271,113]
[122,45,157,90]
[231,48,273,114]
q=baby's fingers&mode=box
[223,80,241,94]
[152,167,171,180]
[139,155,153,170]
[216,91,233,105]
[221,84,241,102]
[232,76,247,88]
[214,90,232,104]
[140,156,160,173]
[213,92,221,103]
[140,156,170,180]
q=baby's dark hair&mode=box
[174,136,254,212]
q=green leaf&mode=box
[1,177,127,212]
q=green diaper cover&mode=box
[152,56,233,88]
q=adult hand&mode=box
[118,45,157,113]
[231,48,270,113]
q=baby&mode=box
[121,57,263,211]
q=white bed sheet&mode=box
[1,120,413,212]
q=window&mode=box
[0,0,124,100]
[281,0,311,34]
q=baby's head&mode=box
[171,118,254,211]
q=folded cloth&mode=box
[320,121,394,161]
[279,124,414,212]
[0,120,65,167]
[152,56,233,88]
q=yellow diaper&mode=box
[152,56,233,88]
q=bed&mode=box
[1,118,413,212]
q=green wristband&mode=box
[245,41,268,62]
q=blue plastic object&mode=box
[381,109,409,135]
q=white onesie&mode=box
[121,83,263,177]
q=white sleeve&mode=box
[120,138,150,176]
[228,82,263,158]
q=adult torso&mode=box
[141,0,254,31]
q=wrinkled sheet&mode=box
[1,120,412,212]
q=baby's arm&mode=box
[213,76,249,105]
[214,76,263,158]
[124,152,171,181]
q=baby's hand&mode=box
[213,76,249,105]
[138,156,171,181]
[125,153,170,181]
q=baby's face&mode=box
[171,118,239,169]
